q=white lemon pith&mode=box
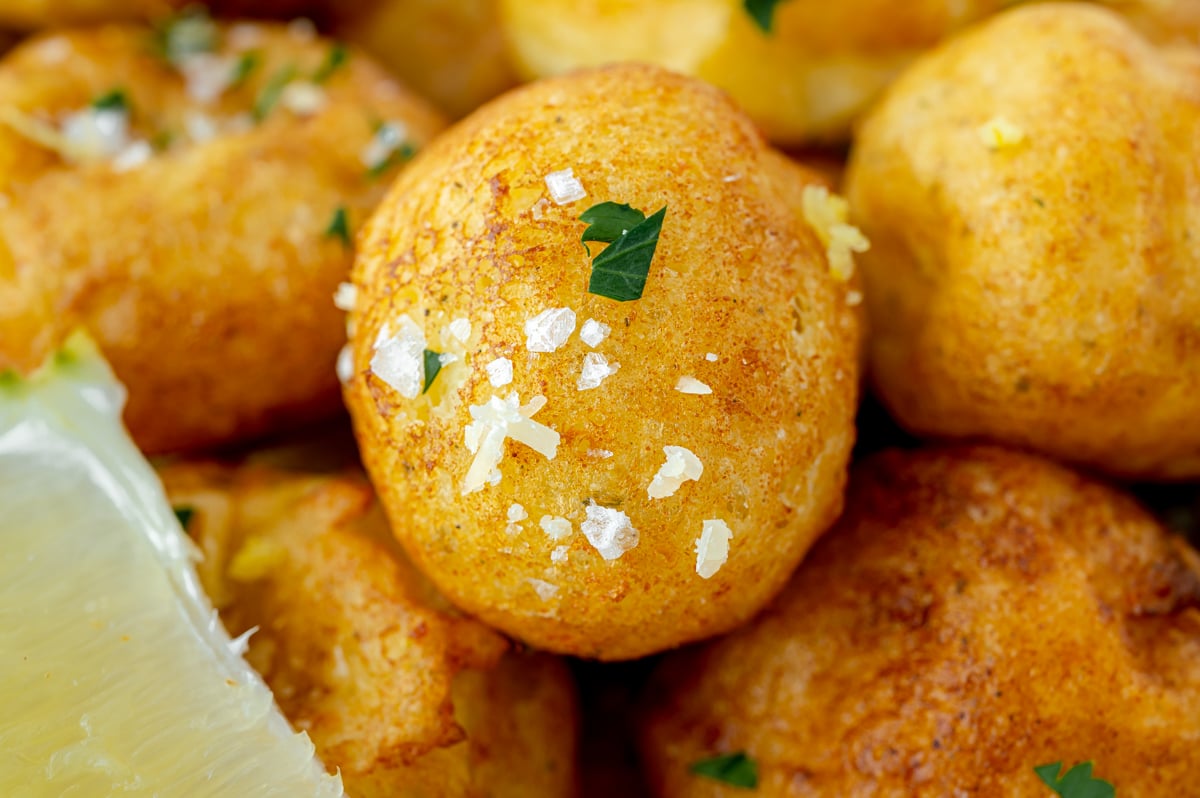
[0,335,343,797]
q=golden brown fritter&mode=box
[498,0,1007,145]
[0,1,328,29]
[0,20,445,454]
[846,3,1200,479]
[160,462,581,798]
[639,446,1200,796]
[499,0,1200,146]
[334,0,518,119]
[342,63,862,660]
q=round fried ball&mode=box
[342,63,862,660]
[161,462,580,798]
[845,3,1200,478]
[334,0,518,119]
[499,0,1200,147]
[639,445,1200,795]
[0,21,445,454]
[0,1,329,29]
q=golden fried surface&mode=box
[846,4,1200,478]
[342,63,862,660]
[334,0,518,119]
[0,21,445,454]
[639,446,1200,796]
[160,463,580,798]
[500,0,1200,146]
[499,0,1011,145]
[0,1,325,28]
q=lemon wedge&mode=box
[0,334,343,797]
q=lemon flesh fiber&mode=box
[0,334,344,797]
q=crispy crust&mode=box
[343,62,862,659]
[639,445,1200,796]
[0,23,446,453]
[846,3,1200,477]
[161,462,580,798]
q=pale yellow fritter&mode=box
[334,0,518,119]
[499,0,1200,146]
[160,463,581,798]
[343,63,862,660]
[0,21,445,454]
[639,446,1200,796]
[846,3,1200,478]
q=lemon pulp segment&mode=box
[0,334,343,797]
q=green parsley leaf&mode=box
[325,206,351,248]
[313,43,349,83]
[91,89,130,113]
[153,6,218,66]
[583,204,666,302]
[150,129,175,152]
[1034,762,1116,798]
[254,65,296,122]
[229,50,261,89]
[578,201,647,247]
[743,0,786,33]
[422,349,443,395]
[689,752,758,789]
[173,506,195,531]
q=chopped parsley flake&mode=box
[579,201,647,249]
[313,43,349,82]
[743,0,786,33]
[150,129,175,151]
[153,6,219,66]
[690,752,757,789]
[229,50,261,89]
[91,89,129,113]
[173,506,195,530]
[422,348,443,394]
[578,202,666,302]
[325,206,351,248]
[253,65,296,122]
[1034,762,1115,798]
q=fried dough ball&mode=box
[160,463,580,798]
[342,63,862,660]
[334,0,518,119]
[499,0,978,145]
[0,1,327,29]
[639,446,1200,796]
[845,4,1200,479]
[499,0,1200,146]
[0,19,445,453]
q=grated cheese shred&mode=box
[802,185,870,282]
[333,282,357,312]
[461,393,559,494]
[978,116,1026,150]
[675,376,712,395]
[695,519,733,579]
[360,121,409,172]
[647,446,704,499]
